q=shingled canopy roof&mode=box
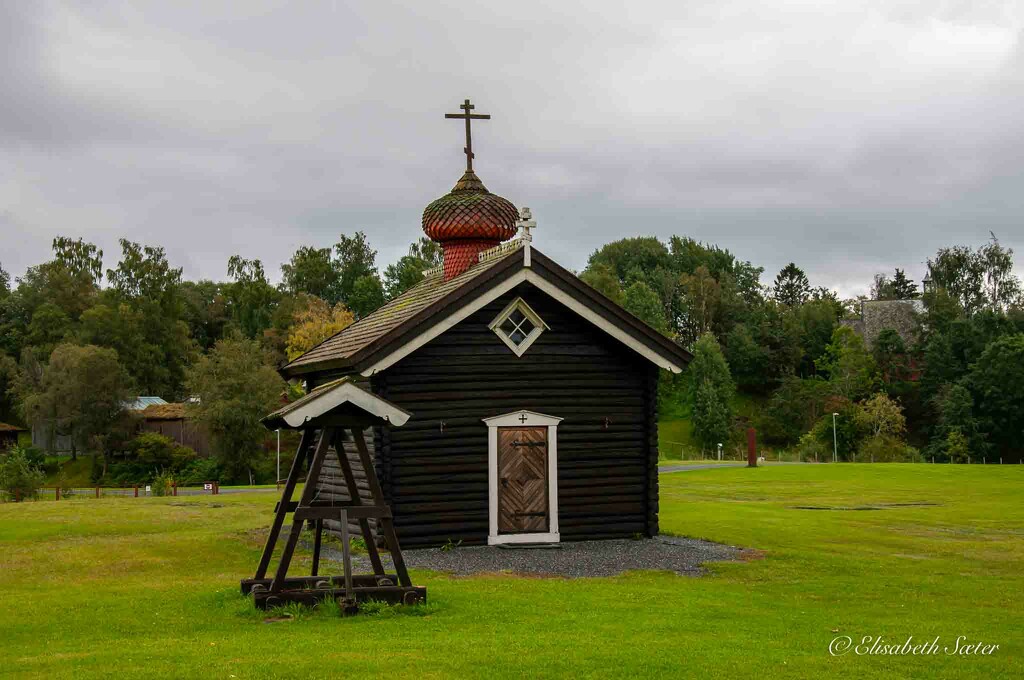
[280,240,692,378]
[262,377,411,430]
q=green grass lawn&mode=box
[1,465,1021,679]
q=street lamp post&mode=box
[832,413,839,463]
[717,442,723,462]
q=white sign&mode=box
[145,485,151,492]
[203,483,213,490]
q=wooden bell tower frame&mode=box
[239,379,425,611]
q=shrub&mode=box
[151,470,176,496]
[177,458,221,486]
[858,435,921,463]
[0,446,46,501]
[944,431,971,464]
[127,432,196,471]
[795,432,827,462]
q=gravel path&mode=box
[319,537,744,578]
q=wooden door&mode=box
[497,427,549,534]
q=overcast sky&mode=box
[2,1,1023,297]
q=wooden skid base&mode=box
[240,574,399,595]
[252,585,427,610]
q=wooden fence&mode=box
[2,482,220,502]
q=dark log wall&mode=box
[372,281,660,548]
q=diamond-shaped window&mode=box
[489,298,547,357]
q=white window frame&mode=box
[488,297,549,357]
[482,410,562,545]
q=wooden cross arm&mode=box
[445,113,491,119]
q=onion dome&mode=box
[423,99,518,280]
[422,170,518,280]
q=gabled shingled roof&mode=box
[280,240,692,378]
[283,241,525,375]
[261,377,411,430]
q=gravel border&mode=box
[317,536,744,579]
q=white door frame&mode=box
[482,410,562,545]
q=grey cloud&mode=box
[1,1,1022,298]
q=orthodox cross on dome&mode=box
[517,207,536,242]
[445,98,490,173]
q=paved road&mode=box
[658,461,811,473]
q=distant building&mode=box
[126,396,168,410]
[841,299,924,349]
[33,395,176,454]
[138,403,211,457]
[0,422,26,450]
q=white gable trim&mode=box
[360,268,684,376]
[523,272,683,373]
[482,410,563,427]
[281,381,411,428]
[484,410,561,545]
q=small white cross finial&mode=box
[518,206,536,242]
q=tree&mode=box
[797,300,838,376]
[185,334,285,482]
[928,245,985,315]
[689,333,735,450]
[856,393,906,439]
[761,376,833,445]
[20,344,133,460]
[101,240,193,398]
[928,383,986,461]
[334,232,379,305]
[226,256,279,339]
[281,246,341,303]
[0,446,46,501]
[126,432,196,470]
[383,238,444,300]
[285,297,355,361]
[735,301,804,390]
[623,281,668,335]
[678,266,721,342]
[52,237,103,285]
[890,269,919,300]
[773,263,811,307]
[815,326,877,400]
[968,334,1024,456]
[873,329,909,384]
[349,274,385,319]
[724,323,768,389]
[872,269,918,300]
[588,237,672,286]
[10,238,104,331]
[0,263,9,300]
[579,263,625,305]
[977,235,1022,312]
[0,353,19,424]
[179,280,230,352]
[25,302,73,357]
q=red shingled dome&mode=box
[422,170,518,280]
